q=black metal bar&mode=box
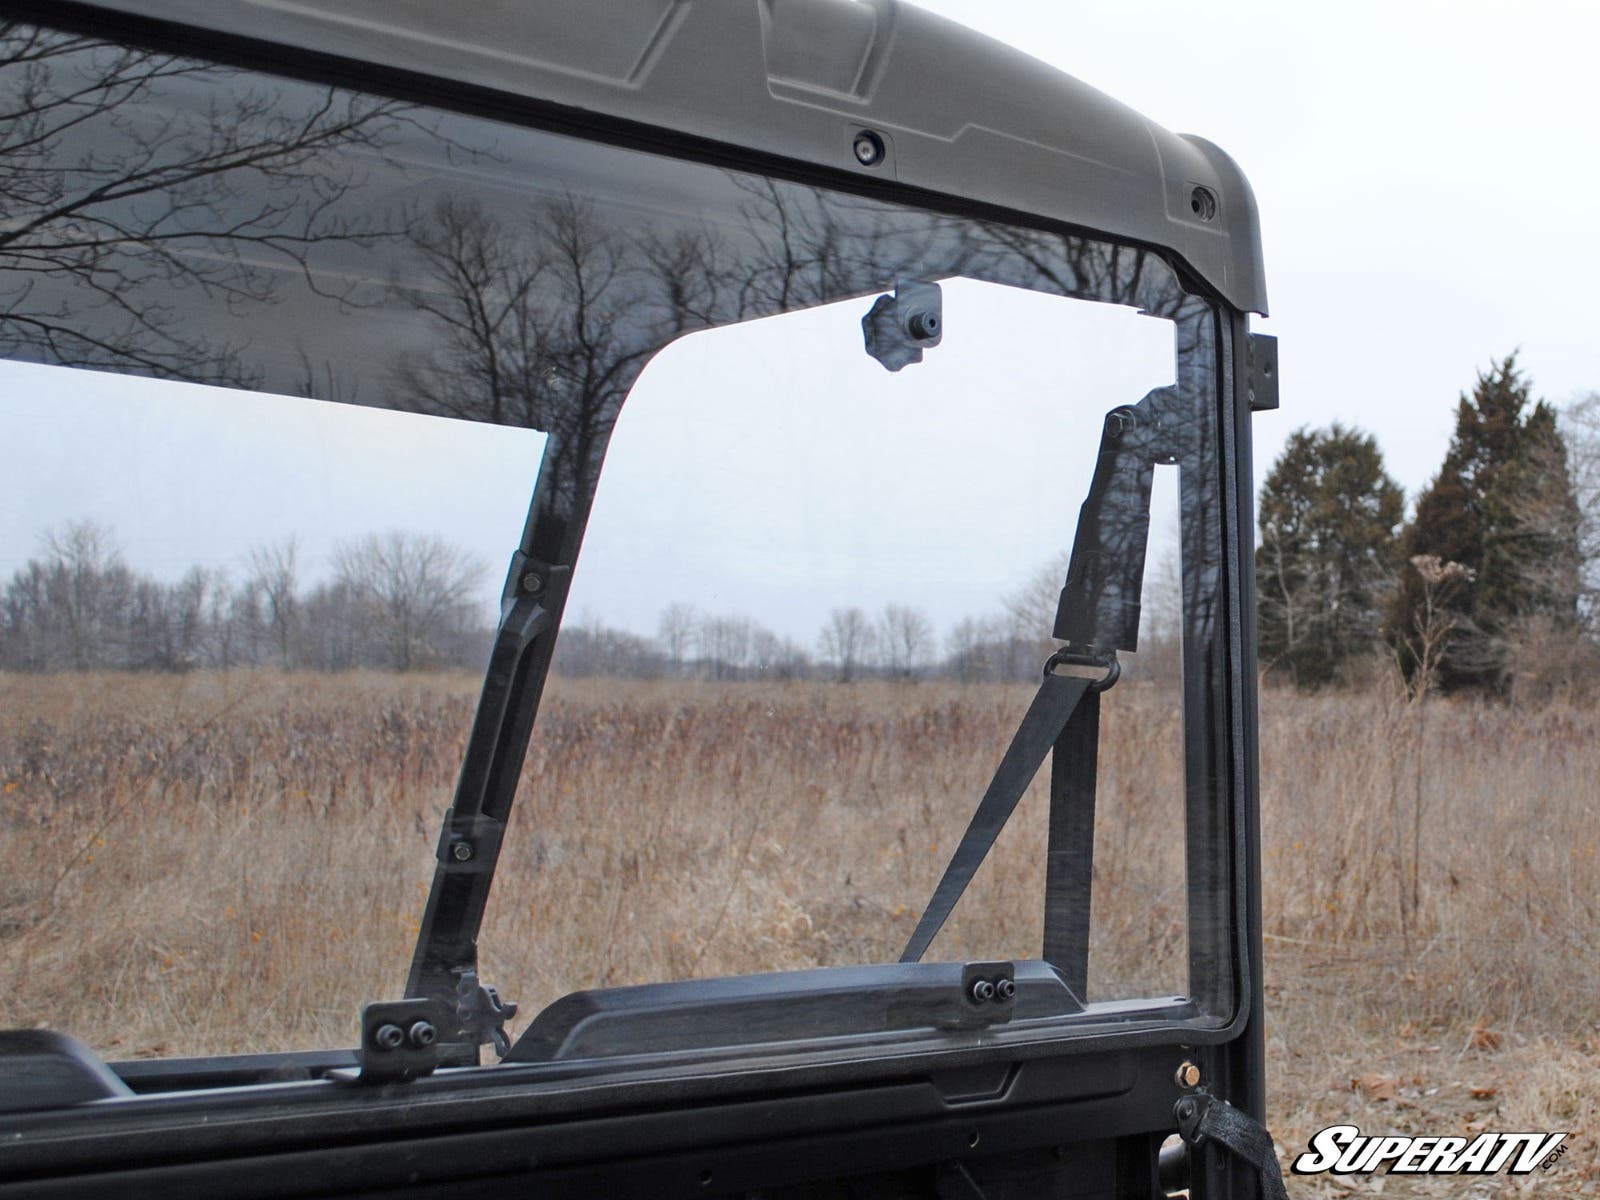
[402,436,585,1055]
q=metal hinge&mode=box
[1246,332,1279,412]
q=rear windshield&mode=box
[0,22,1235,1061]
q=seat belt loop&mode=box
[1175,1091,1290,1200]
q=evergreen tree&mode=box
[1256,424,1404,687]
[1391,354,1582,693]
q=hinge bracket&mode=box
[1246,332,1279,412]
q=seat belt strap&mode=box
[1176,1092,1291,1200]
[1041,687,1100,997]
[900,671,1092,963]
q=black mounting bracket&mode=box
[1246,332,1279,412]
[957,961,1017,1022]
[457,969,519,1059]
[357,998,450,1084]
[435,810,505,876]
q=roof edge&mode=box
[14,0,1268,313]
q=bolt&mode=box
[1176,1098,1197,1122]
[373,1023,405,1051]
[995,977,1016,1001]
[1175,1061,1201,1088]
[852,130,885,166]
[521,572,544,595]
[1107,408,1138,437]
[450,840,474,862]
[407,1020,437,1049]
[969,978,996,1004]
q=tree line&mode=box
[19,354,1583,696]
[554,595,1161,685]
[0,525,488,672]
[0,520,1187,685]
[1256,354,1599,699]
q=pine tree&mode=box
[1256,424,1404,687]
[1391,354,1582,693]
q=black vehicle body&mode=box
[0,2,1280,1196]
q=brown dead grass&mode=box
[1,671,1596,1193]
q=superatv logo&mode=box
[1291,1125,1568,1176]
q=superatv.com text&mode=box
[1290,1125,1568,1176]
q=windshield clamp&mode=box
[456,970,518,1059]
[435,810,505,875]
[356,998,449,1084]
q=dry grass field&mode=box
[1,670,1595,1193]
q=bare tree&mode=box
[1562,392,1600,621]
[1402,555,1475,702]
[552,615,663,678]
[818,607,874,683]
[944,615,987,683]
[41,520,133,669]
[878,604,932,679]
[747,627,810,680]
[657,602,698,675]
[1004,551,1068,653]
[127,564,214,670]
[0,520,130,669]
[749,626,782,675]
[699,614,752,681]
[333,532,484,671]
[246,537,300,668]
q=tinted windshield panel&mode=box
[0,22,1233,1060]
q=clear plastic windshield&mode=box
[0,22,1234,1061]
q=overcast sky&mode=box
[5,2,1597,647]
[914,0,1600,484]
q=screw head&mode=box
[521,572,544,595]
[852,130,885,166]
[1175,1061,1201,1088]
[450,840,474,862]
[994,977,1016,1001]
[1176,1098,1196,1122]
[969,978,996,1004]
[407,1020,437,1049]
[373,1023,405,1051]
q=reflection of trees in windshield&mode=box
[390,195,686,520]
[0,18,1226,736]
[383,173,1216,564]
[0,23,411,385]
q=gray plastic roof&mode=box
[49,0,1267,314]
